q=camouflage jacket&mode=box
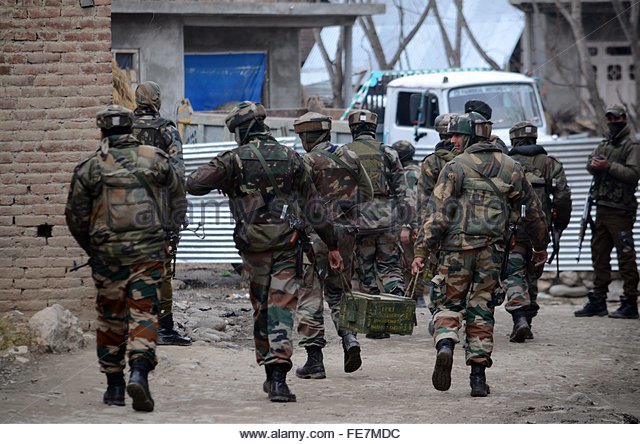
[402,162,421,228]
[415,142,548,255]
[344,135,409,231]
[186,133,337,253]
[132,106,185,179]
[303,141,374,227]
[65,134,188,266]
[587,125,640,211]
[509,144,572,238]
[416,140,458,226]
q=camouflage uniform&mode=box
[186,102,338,401]
[131,81,189,346]
[576,105,640,319]
[415,112,548,396]
[504,121,572,341]
[65,105,187,411]
[293,112,373,376]
[345,111,409,299]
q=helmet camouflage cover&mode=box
[135,81,161,109]
[96,105,134,129]
[391,140,415,162]
[347,109,378,126]
[509,121,538,140]
[447,112,492,140]
[293,112,332,134]
[434,113,457,136]
[225,101,267,132]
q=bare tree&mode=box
[432,0,459,67]
[554,0,607,133]
[314,27,344,107]
[611,0,640,122]
[454,0,501,70]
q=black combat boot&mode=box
[103,372,125,406]
[509,308,532,343]
[525,316,534,340]
[341,332,362,373]
[365,332,391,339]
[574,292,608,317]
[432,338,455,391]
[263,365,273,394]
[157,313,192,346]
[295,346,326,379]
[268,364,296,402]
[469,362,490,397]
[609,295,639,319]
[127,358,154,412]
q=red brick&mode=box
[12,31,37,41]
[0,268,25,279]
[13,278,44,290]
[12,64,42,75]
[6,54,27,64]
[27,52,61,64]
[45,42,76,53]
[79,42,111,52]
[37,31,59,41]
[33,74,63,86]
[26,267,66,279]
[2,75,35,86]
[13,109,46,120]
[0,65,10,75]
[62,31,94,42]
[29,8,60,19]
[0,99,17,109]
[13,10,28,19]
[2,185,29,196]
[64,96,101,108]
[79,85,112,97]
[0,152,13,164]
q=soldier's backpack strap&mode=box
[314,149,359,181]
[454,156,509,203]
[246,143,286,200]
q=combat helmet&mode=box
[347,109,378,127]
[464,100,492,120]
[391,140,415,164]
[293,112,332,134]
[509,121,538,141]
[96,105,134,129]
[434,113,457,136]
[225,101,267,133]
[447,112,492,140]
[135,81,162,110]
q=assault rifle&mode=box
[576,179,596,263]
[547,206,561,280]
[165,231,180,278]
[282,204,315,278]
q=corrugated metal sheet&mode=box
[180,136,637,271]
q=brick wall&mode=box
[0,0,113,324]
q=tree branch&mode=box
[456,0,500,70]
[388,1,433,68]
[432,0,457,67]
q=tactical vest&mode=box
[511,153,551,223]
[95,145,167,236]
[443,153,515,249]
[311,147,359,202]
[592,133,639,210]
[132,117,172,153]
[229,139,299,252]
[348,139,388,196]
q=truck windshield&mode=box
[448,83,543,129]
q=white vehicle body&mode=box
[383,70,551,149]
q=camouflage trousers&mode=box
[241,248,299,370]
[592,207,639,297]
[297,228,356,348]
[432,245,501,367]
[355,229,405,295]
[400,235,425,300]
[504,249,540,319]
[159,255,173,317]
[92,260,162,374]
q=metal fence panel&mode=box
[181,136,637,271]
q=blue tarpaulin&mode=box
[185,53,266,111]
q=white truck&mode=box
[382,69,552,148]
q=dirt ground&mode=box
[1,264,639,425]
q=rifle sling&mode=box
[314,149,359,181]
[246,143,286,200]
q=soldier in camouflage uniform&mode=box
[506,121,572,342]
[293,112,373,379]
[65,105,187,412]
[186,102,343,402]
[345,110,409,339]
[415,114,459,326]
[412,112,548,397]
[391,140,425,307]
[464,100,508,153]
[576,104,640,319]
[132,81,191,346]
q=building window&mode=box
[607,64,622,81]
[631,65,635,81]
[605,46,631,56]
[113,49,140,90]
[588,47,598,56]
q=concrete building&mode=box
[512,0,637,123]
[111,0,385,120]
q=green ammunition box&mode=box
[338,291,417,335]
